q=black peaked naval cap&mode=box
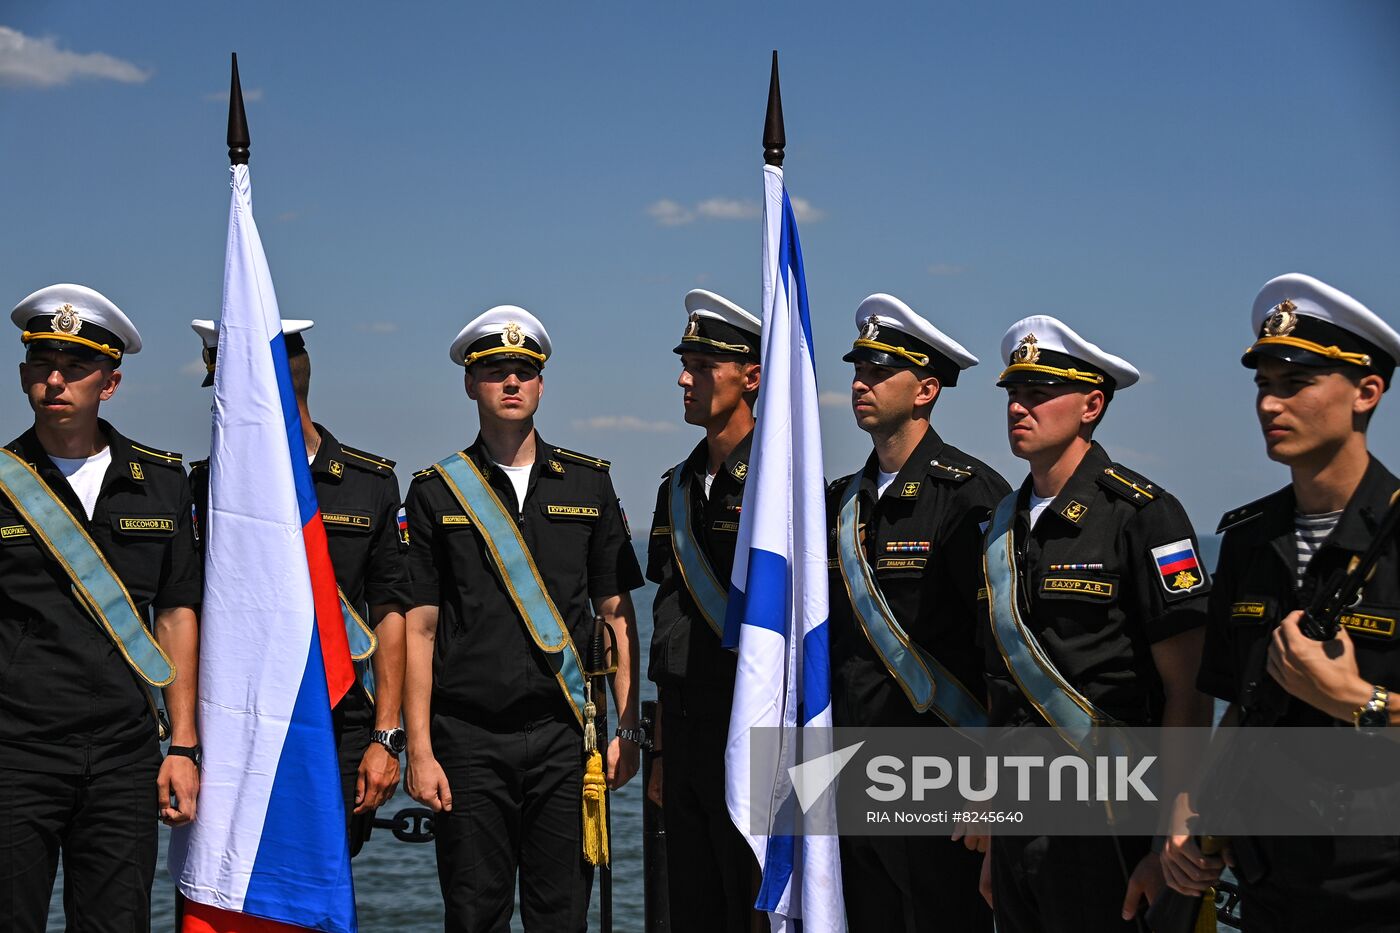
[673,289,761,362]
[1244,274,1399,389]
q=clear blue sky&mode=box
[3,2,1398,534]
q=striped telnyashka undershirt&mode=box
[1295,509,1343,587]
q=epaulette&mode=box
[552,446,611,471]
[660,466,676,481]
[129,442,184,467]
[1096,463,1158,508]
[926,457,975,483]
[412,466,437,480]
[1217,497,1269,534]
[189,457,209,473]
[827,473,856,496]
[338,443,396,474]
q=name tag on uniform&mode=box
[546,505,599,519]
[322,512,372,529]
[1231,601,1266,621]
[1,523,31,540]
[710,520,740,533]
[1041,577,1115,599]
[876,557,926,571]
[440,513,472,526]
[116,516,175,534]
[1340,612,1397,639]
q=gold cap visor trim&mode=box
[681,335,753,355]
[998,362,1103,385]
[21,331,123,361]
[851,338,929,368]
[462,345,548,368]
[1248,335,1372,368]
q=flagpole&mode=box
[764,50,784,168]
[228,53,250,165]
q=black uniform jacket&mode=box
[984,442,1210,728]
[0,422,202,774]
[646,432,751,708]
[192,424,411,725]
[405,434,643,723]
[1199,456,1400,726]
[827,428,1010,728]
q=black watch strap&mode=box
[167,744,202,765]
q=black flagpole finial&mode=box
[227,53,250,166]
[763,50,785,167]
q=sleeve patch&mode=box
[1150,539,1205,595]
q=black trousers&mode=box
[0,758,159,933]
[841,833,991,933]
[1237,835,1400,933]
[990,833,1151,933]
[431,711,592,933]
[659,699,761,933]
[332,709,374,858]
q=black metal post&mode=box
[763,51,785,168]
[640,699,669,932]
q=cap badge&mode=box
[685,312,702,338]
[1263,300,1298,338]
[502,322,525,347]
[859,316,880,341]
[50,303,82,336]
[1011,333,1040,365]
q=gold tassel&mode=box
[1193,889,1217,933]
[582,748,609,866]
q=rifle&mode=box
[1147,489,1400,932]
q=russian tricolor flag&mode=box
[167,158,357,933]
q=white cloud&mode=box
[179,360,207,378]
[648,195,825,227]
[572,415,677,433]
[0,26,151,88]
[818,390,850,408]
[274,210,300,224]
[695,198,759,221]
[203,87,265,103]
[789,197,826,223]
[354,321,398,334]
[927,262,967,277]
[646,199,694,226]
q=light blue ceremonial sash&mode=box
[434,453,588,724]
[0,448,174,738]
[835,480,989,731]
[339,589,378,702]
[666,463,728,638]
[983,493,1130,755]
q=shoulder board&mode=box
[413,466,438,480]
[660,466,676,481]
[1217,497,1270,534]
[189,457,209,472]
[552,447,611,471]
[130,442,184,467]
[926,458,975,483]
[827,473,857,496]
[1097,464,1158,507]
[338,444,396,473]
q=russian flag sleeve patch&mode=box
[1150,539,1205,595]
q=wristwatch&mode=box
[372,728,407,755]
[1354,685,1390,731]
[615,725,649,749]
[167,744,202,767]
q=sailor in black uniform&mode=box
[402,306,645,933]
[981,316,1214,931]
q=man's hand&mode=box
[607,735,640,790]
[158,754,200,826]
[951,824,989,853]
[406,754,452,813]
[1121,851,1165,921]
[646,758,663,807]
[978,846,994,909]
[355,742,401,814]
[1268,610,1371,721]
[1161,835,1230,896]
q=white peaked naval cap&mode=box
[844,293,978,386]
[997,315,1139,390]
[1245,273,1399,388]
[450,306,552,369]
[12,283,142,361]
